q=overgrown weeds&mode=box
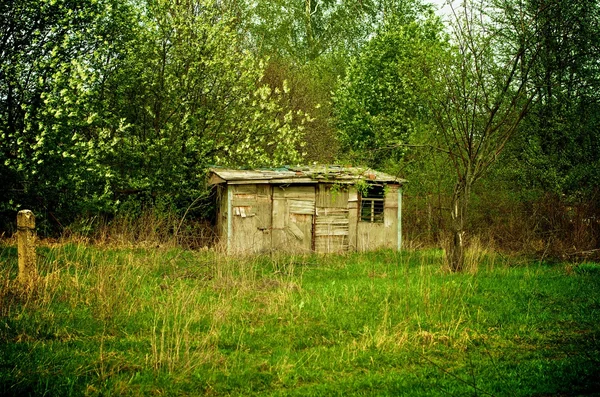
[0,242,599,396]
[61,206,216,249]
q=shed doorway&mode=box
[271,186,315,253]
[315,185,351,253]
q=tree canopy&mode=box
[1,0,598,259]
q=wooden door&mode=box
[314,184,350,253]
[271,186,315,253]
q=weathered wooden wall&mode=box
[228,184,273,254]
[356,185,399,251]
[272,186,315,253]
[216,185,228,251]
[315,184,350,253]
[217,182,401,254]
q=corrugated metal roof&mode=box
[208,165,406,185]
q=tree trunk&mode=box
[447,181,469,272]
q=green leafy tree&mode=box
[0,0,137,231]
[248,0,433,163]
[335,0,543,270]
[425,0,542,270]
[333,10,445,168]
[1,0,308,232]
[100,0,307,208]
[506,0,600,195]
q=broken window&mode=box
[360,185,384,223]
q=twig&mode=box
[175,194,206,238]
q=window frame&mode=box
[359,184,385,223]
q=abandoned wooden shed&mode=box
[208,166,406,254]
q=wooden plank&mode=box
[233,184,258,194]
[384,207,396,228]
[256,198,271,230]
[348,203,358,251]
[315,210,349,241]
[274,185,316,199]
[356,222,393,251]
[316,207,348,216]
[271,228,287,250]
[215,186,227,244]
[289,199,315,215]
[315,227,349,236]
[271,216,313,253]
[315,236,349,253]
[270,185,315,253]
[233,206,256,217]
[316,184,349,208]
[272,198,286,229]
[256,184,271,197]
[385,185,399,208]
[228,180,271,185]
[209,174,226,185]
[314,203,350,253]
[290,213,312,223]
[269,178,316,184]
[288,222,304,240]
[232,193,257,206]
[348,187,359,203]
[315,219,349,228]
[232,214,262,254]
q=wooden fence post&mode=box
[17,210,37,287]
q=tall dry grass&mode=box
[61,208,216,249]
[0,240,307,382]
[403,189,600,260]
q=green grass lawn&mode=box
[1,243,599,396]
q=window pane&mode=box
[360,184,385,223]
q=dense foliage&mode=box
[0,0,308,232]
[1,0,599,256]
[505,0,600,195]
[333,11,445,168]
